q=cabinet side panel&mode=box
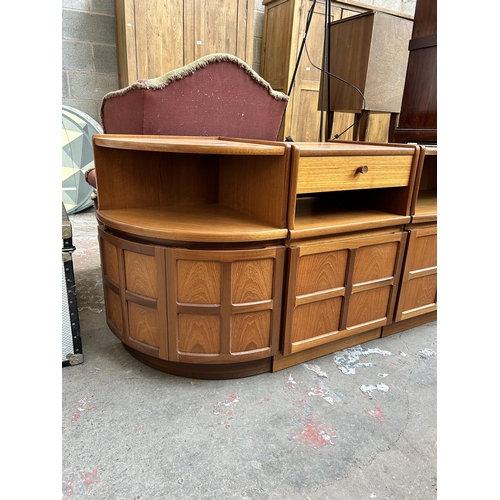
[363,14,412,112]
[328,14,373,111]
[219,155,288,228]
[114,0,137,87]
[260,0,293,90]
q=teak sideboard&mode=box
[92,135,436,379]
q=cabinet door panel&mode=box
[283,231,405,354]
[296,249,348,295]
[134,0,185,81]
[232,259,274,303]
[178,314,221,355]
[167,246,285,363]
[407,231,437,271]
[347,286,392,328]
[124,250,158,298]
[128,302,162,348]
[231,311,272,352]
[104,288,123,334]
[352,242,399,283]
[395,225,437,321]
[98,227,168,358]
[291,297,343,348]
[400,274,437,313]
[177,260,221,304]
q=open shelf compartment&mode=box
[93,135,291,243]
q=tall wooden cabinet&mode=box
[392,0,437,144]
[260,0,411,142]
[383,0,437,335]
[261,0,331,142]
[114,0,255,88]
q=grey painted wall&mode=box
[62,0,416,124]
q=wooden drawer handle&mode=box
[356,165,369,174]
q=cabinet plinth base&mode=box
[381,311,437,337]
[122,343,273,380]
[272,329,383,372]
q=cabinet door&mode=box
[287,0,332,142]
[166,246,285,363]
[115,0,185,87]
[98,227,168,359]
[184,0,254,64]
[283,231,406,354]
[394,225,437,321]
[115,0,254,87]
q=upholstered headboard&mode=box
[100,53,289,141]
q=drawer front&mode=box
[296,155,413,193]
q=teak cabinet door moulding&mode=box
[394,225,437,322]
[282,230,406,355]
[166,246,285,363]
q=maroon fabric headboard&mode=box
[100,53,289,141]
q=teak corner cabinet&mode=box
[93,135,435,379]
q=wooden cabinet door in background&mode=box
[114,0,255,88]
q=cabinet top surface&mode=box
[93,135,418,156]
[291,141,417,156]
[93,135,287,155]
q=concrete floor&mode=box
[62,207,437,499]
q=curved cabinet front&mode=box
[98,227,285,378]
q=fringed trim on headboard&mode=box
[100,53,289,127]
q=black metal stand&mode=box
[319,0,331,141]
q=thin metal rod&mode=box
[318,0,331,141]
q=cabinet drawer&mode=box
[296,155,413,194]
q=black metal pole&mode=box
[319,0,331,142]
